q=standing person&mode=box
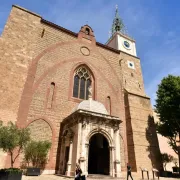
[75,163,82,180]
[127,164,133,180]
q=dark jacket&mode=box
[127,166,132,174]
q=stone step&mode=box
[87,174,123,179]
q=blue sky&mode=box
[0,0,180,106]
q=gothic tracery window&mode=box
[73,66,92,100]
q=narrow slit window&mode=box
[47,82,55,108]
[107,96,111,115]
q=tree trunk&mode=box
[10,151,13,168]
[178,133,180,177]
[179,153,180,177]
[164,163,166,171]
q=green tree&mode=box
[0,121,31,168]
[24,140,51,169]
[155,75,180,173]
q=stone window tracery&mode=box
[73,66,92,100]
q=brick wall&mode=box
[125,93,161,172]
[120,52,145,96]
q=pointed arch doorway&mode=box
[88,133,110,175]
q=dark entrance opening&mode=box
[88,133,110,175]
[63,146,69,174]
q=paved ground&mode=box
[22,175,71,180]
[22,175,179,180]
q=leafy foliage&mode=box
[155,75,180,154]
[173,157,178,167]
[0,168,22,174]
[161,153,174,171]
[0,121,31,168]
[24,140,51,169]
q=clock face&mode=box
[123,40,131,50]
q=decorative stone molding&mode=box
[97,126,102,132]
[80,46,90,56]
[78,25,96,44]
[86,128,114,147]
[62,128,74,140]
[85,143,89,148]
[79,157,86,161]
[60,102,122,177]
[109,146,115,151]
[113,124,120,132]
[82,119,87,128]
[115,160,120,164]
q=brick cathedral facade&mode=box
[0,5,161,176]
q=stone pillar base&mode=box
[65,163,71,176]
[110,170,115,177]
[115,161,121,177]
[65,171,75,176]
[41,170,55,175]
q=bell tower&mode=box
[106,6,162,173]
[106,5,137,57]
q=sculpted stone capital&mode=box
[115,160,120,164]
[85,143,89,148]
[97,126,102,132]
[109,146,115,151]
[79,157,86,162]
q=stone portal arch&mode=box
[86,128,114,147]
[88,133,110,175]
[86,128,114,176]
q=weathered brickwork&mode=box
[125,93,161,171]
[0,5,161,174]
[28,119,52,141]
[120,53,145,96]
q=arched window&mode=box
[85,28,90,35]
[73,66,92,100]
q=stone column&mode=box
[115,129,121,177]
[79,119,86,174]
[85,143,89,175]
[109,146,115,177]
[59,138,65,174]
[66,140,73,176]
[76,120,82,163]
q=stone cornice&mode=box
[124,89,150,99]
[62,109,122,125]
